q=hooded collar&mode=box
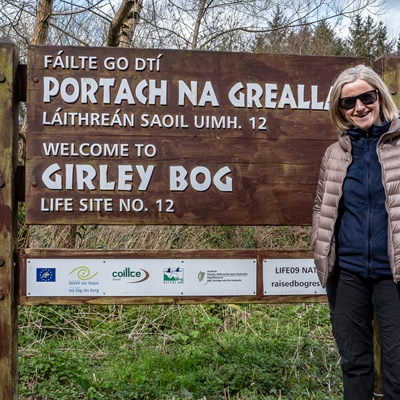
[338,118,400,152]
[347,120,391,141]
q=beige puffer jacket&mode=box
[311,118,400,288]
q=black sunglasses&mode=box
[339,89,378,110]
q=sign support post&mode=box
[372,54,400,400]
[0,38,19,400]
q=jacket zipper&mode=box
[367,133,372,277]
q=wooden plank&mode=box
[373,313,382,398]
[367,55,399,400]
[373,54,400,110]
[19,295,328,306]
[0,38,19,400]
[18,249,327,305]
[25,46,367,225]
[25,134,331,225]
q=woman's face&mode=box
[340,78,381,131]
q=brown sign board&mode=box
[25,45,367,225]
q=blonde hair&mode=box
[329,64,399,132]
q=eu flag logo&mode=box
[36,268,56,282]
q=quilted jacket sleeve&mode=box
[311,148,329,250]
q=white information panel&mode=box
[27,258,257,297]
[263,259,326,295]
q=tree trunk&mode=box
[107,0,137,47]
[119,0,143,48]
[31,0,77,248]
[32,0,54,45]
[192,0,207,50]
[20,0,55,248]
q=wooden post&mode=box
[374,53,400,110]
[373,314,383,400]
[0,38,19,400]
[372,54,400,400]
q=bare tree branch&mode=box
[152,0,378,50]
[192,0,207,49]
[0,0,390,52]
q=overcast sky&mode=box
[377,0,400,38]
[334,0,400,41]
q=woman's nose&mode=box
[354,98,365,110]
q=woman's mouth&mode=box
[354,112,369,118]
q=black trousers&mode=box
[326,268,400,399]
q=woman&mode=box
[311,64,400,399]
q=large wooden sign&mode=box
[26,46,365,225]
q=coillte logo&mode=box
[112,268,150,283]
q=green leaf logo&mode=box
[69,266,98,281]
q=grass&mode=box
[18,303,341,399]
[25,225,312,250]
[17,224,341,399]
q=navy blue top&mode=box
[335,121,392,279]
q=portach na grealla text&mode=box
[41,52,331,112]
[42,77,331,110]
